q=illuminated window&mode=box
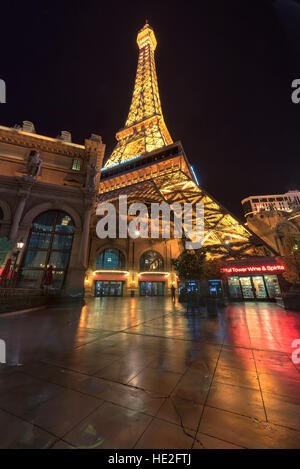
[72,158,81,171]
[140,250,164,272]
[18,210,74,290]
[97,248,125,270]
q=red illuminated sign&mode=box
[221,264,285,274]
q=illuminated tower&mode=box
[98,23,273,261]
[105,22,172,167]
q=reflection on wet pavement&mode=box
[0,297,300,449]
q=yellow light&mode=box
[104,23,172,168]
[93,270,129,275]
[139,272,170,276]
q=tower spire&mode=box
[105,23,172,168]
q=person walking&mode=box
[171,284,176,302]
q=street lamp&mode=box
[8,240,24,288]
[16,241,24,250]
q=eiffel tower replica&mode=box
[97,22,272,262]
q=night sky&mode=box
[1,0,300,217]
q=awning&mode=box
[139,275,168,282]
[94,274,127,281]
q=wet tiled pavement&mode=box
[0,297,300,449]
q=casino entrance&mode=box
[95,280,123,297]
[139,281,165,296]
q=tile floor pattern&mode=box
[0,298,300,449]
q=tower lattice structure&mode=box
[105,22,172,168]
[99,23,274,260]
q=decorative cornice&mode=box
[0,127,89,159]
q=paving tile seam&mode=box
[0,387,165,442]
[192,335,225,448]
[197,430,246,449]
[70,333,121,351]
[212,378,260,392]
[41,351,127,375]
[20,362,169,401]
[168,396,203,448]
[261,388,300,401]
[203,403,268,423]
[202,402,300,433]
[248,324,269,422]
[56,400,106,443]
[119,329,225,345]
[132,358,195,449]
[121,310,180,332]
[0,405,62,441]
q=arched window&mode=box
[140,250,164,272]
[18,210,74,290]
[97,248,125,270]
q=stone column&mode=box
[9,186,32,242]
[80,197,94,268]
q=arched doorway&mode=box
[140,250,164,272]
[95,248,126,296]
[139,250,165,296]
[18,210,74,290]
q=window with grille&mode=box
[72,158,81,171]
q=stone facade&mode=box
[0,122,105,296]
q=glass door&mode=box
[115,281,123,296]
[239,277,255,299]
[110,281,116,296]
[228,276,242,299]
[157,282,165,296]
[95,280,102,296]
[103,281,110,296]
[95,280,123,297]
[152,282,158,296]
[139,281,165,296]
[252,276,267,299]
[264,275,281,298]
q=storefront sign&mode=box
[221,264,285,274]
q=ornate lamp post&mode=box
[8,241,24,288]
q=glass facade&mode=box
[18,210,74,290]
[96,248,125,270]
[139,281,165,296]
[140,251,164,272]
[228,275,281,301]
[95,280,123,297]
[252,276,267,299]
[228,276,242,299]
[264,275,281,298]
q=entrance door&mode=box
[264,275,281,298]
[139,281,165,296]
[95,280,123,297]
[252,276,268,299]
[228,276,242,299]
[239,277,255,299]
